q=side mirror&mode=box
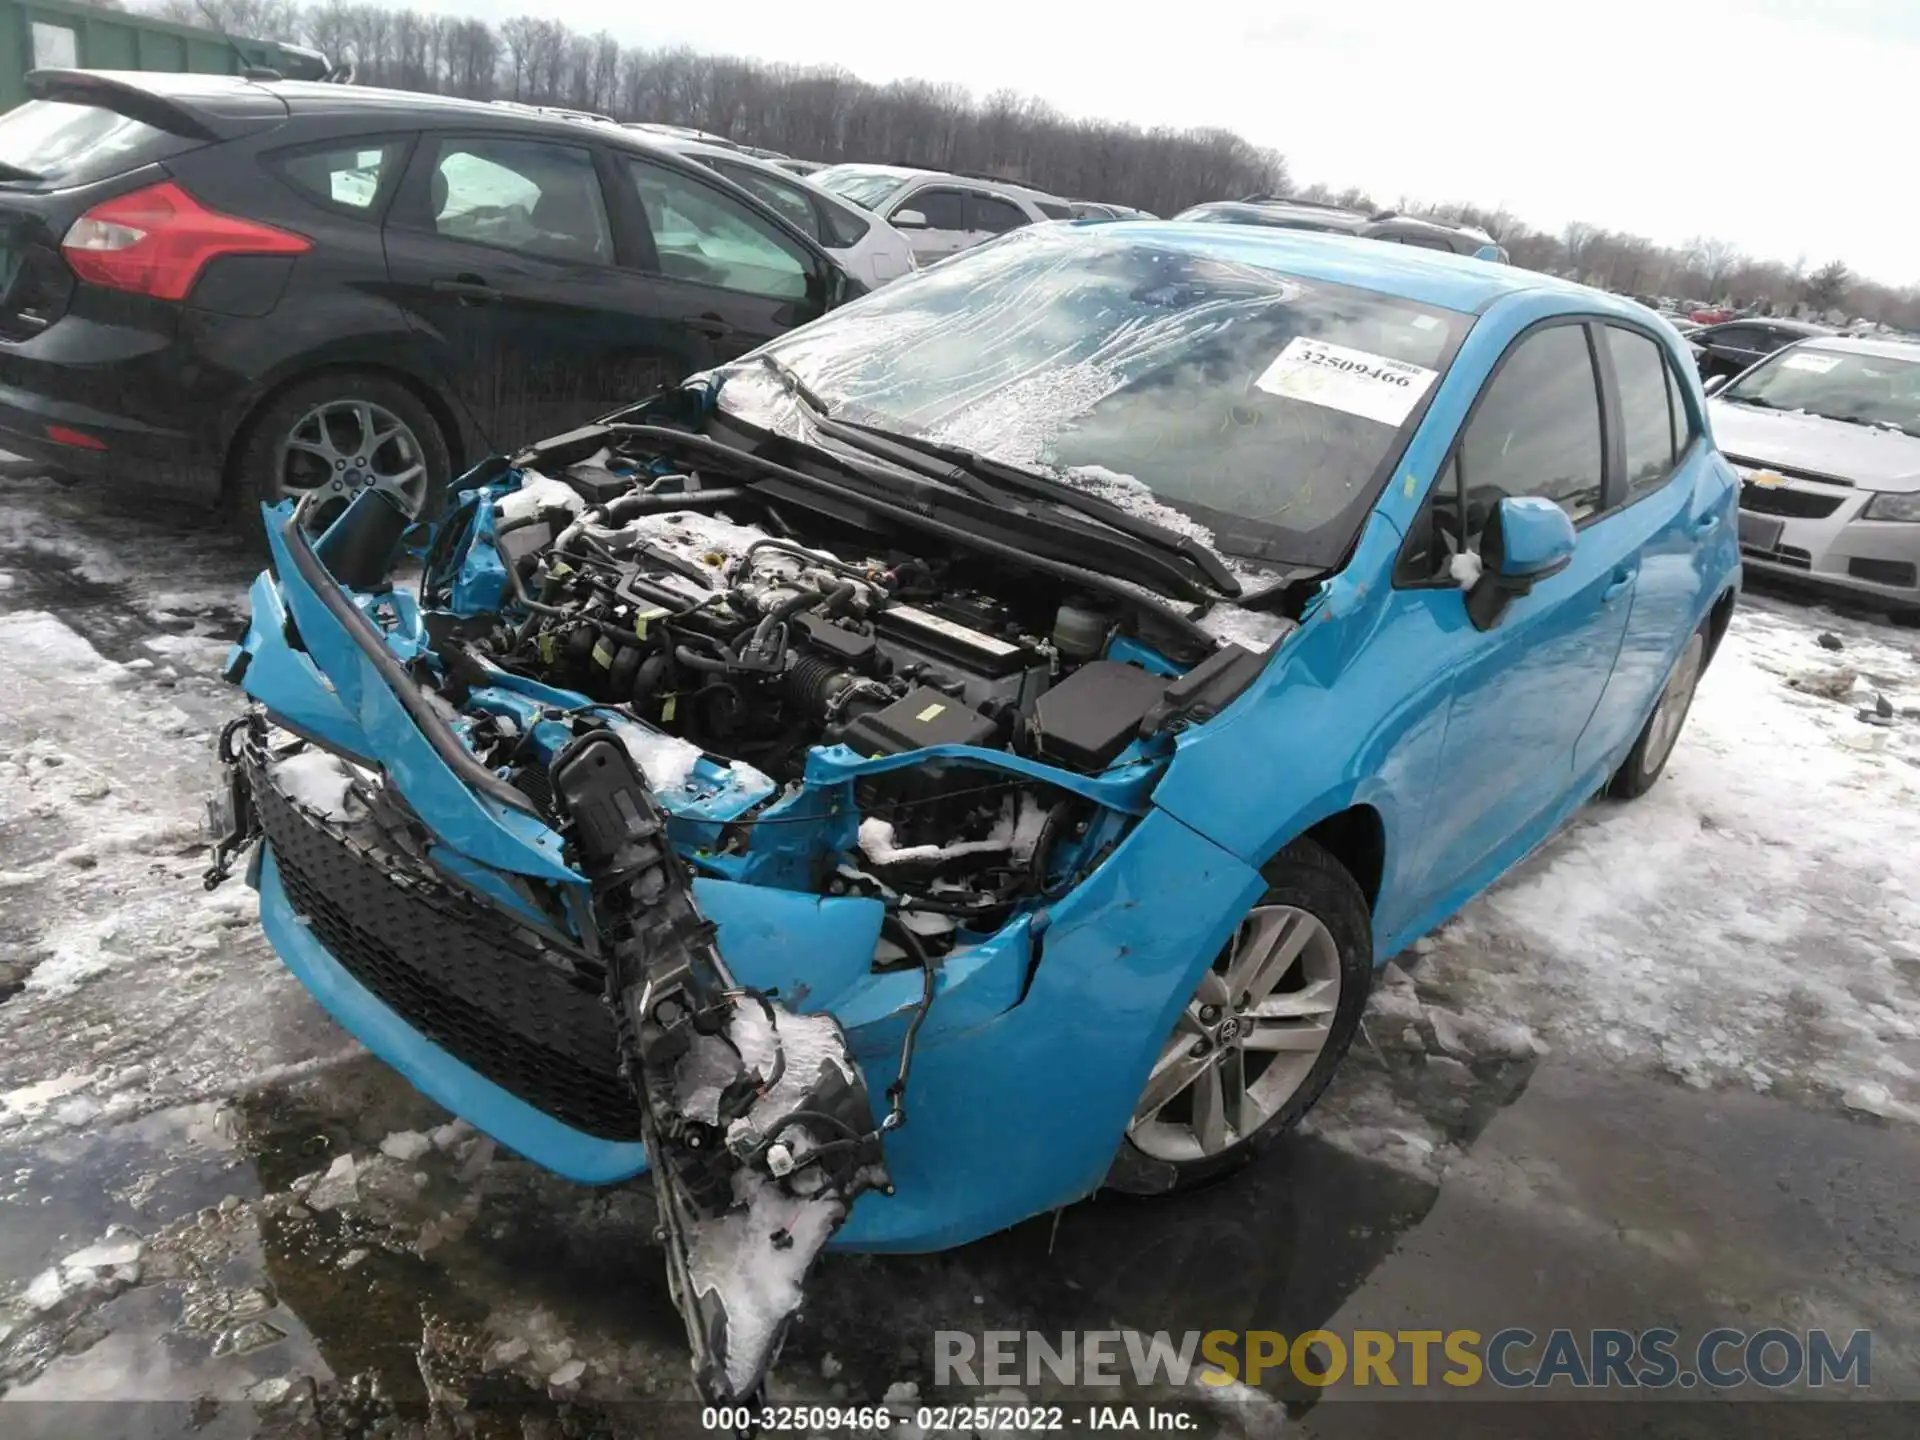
[891,208,928,229]
[1702,372,1731,397]
[1464,495,1576,631]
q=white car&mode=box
[809,164,1076,267]
[643,140,917,289]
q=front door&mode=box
[1399,321,1634,913]
[383,131,668,450]
[611,154,828,368]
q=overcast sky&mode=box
[418,0,1920,286]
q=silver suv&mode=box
[810,164,1075,266]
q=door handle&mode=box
[685,313,735,339]
[1693,514,1720,538]
[1601,570,1635,604]
[430,276,500,303]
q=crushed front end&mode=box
[209,408,1278,1400]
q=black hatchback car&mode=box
[0,70,861,531]
[1687,317,1833,383]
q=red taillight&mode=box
[45,424,107,451]
[61,181,311,302]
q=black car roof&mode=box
[26,68,691,162]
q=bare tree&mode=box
[1805,260,1851,314]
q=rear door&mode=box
[383,130,664,449]
[1576,322,1724,775]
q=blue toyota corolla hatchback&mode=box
[210,222,1739,1399]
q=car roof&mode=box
[1796,334,1920,361]
[30,68,703,151]
[1185,200,1369,232]
[812,161,1067,203]
[647,138,879,214]
[1120,221,1613,316]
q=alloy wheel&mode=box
[1643,631,1706,778]
[1126,906,1343,1163]
[274,399,429,524]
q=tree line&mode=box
[143,1,1918,330]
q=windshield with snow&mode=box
[727,225,1472,567]
[811,167,910,212]
[1722,347,1920,438]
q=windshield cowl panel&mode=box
[716,226,1472,572]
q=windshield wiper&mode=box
[1724,393,1774,409]
[1823,412,1908,433]
[816,418,1243,597]
[0,161,43,183]
[735,358,1237,601]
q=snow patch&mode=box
[378,1130,434,1162]
[268,749,367,823]
[684,1171,845,1397]
[495,471,586,525]
[1196,605,1294,653]
[611,720,704,794]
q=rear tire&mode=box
[228,371,451,548]
[1609,626,1708,800]
[1107,837,1373,1196]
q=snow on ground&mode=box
[1308,592,1920,1177]
[3,468,1919,1419]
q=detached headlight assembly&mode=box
[1863,491,1920,522]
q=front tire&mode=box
[1108,837,1373,1195]
[229,371,451,547]
[1609,626,1708,800]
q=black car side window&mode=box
[969,195,1030,235]
[816,195,871,249]
[624,159,812,301]
[273,138,408,216]
[1664,358,1695,459]
[1458,323,1605,548]
[713,160,820,242]
[428,138,612,265]
[1604,325,1681,501]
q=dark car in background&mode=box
[1172,196,1509,261]
[0,70,860,533]
[1688,317,1833,382]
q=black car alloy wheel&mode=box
[277,397,431,524]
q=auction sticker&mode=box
[1782,351,1842,373]
[1254,338,1438,425]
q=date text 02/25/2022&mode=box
[699,1405,1198,1431]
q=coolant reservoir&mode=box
[1050,601,1107,661]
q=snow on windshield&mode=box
[727,225,1466,577]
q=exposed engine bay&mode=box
[423,459,1251,944]
[213,423,1278,1412]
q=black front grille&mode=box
[1724,453,1853,488]
[248,747,644,1141]
[1740,484,1845,520]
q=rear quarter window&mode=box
[0,99,202,189]
[270,138,410,215]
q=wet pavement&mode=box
[2,473,1918,1438]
